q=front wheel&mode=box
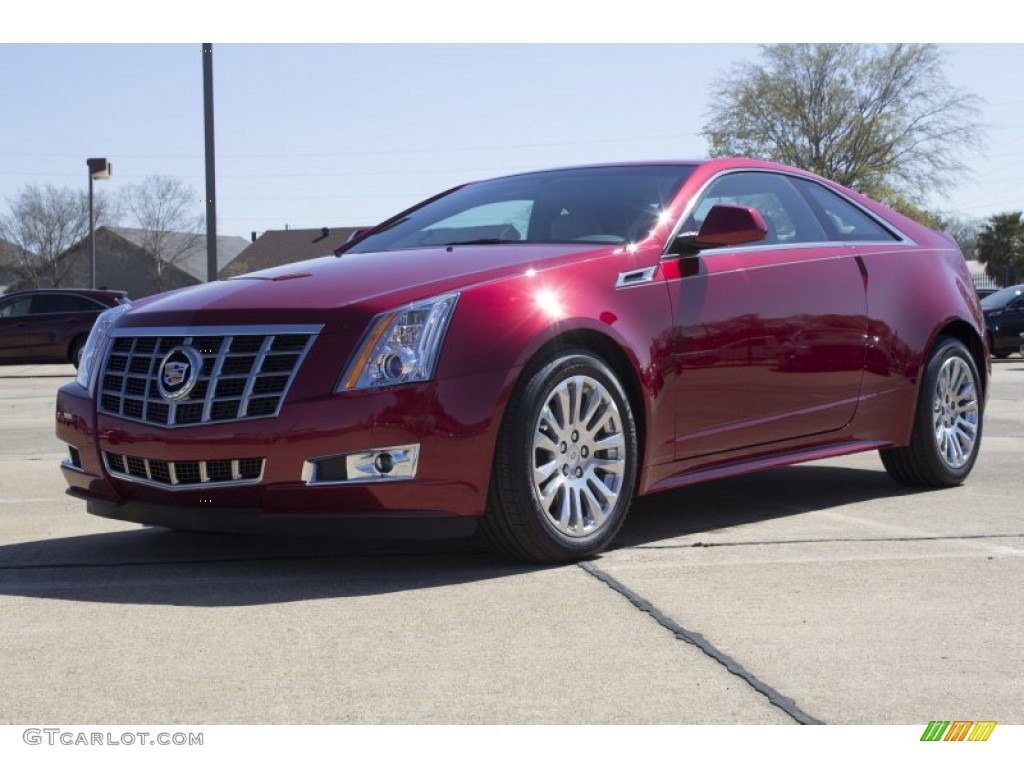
[880,337,983,487]
[481,350,638,563]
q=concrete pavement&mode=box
[1,359,1020,724]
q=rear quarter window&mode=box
[795,180,900,242]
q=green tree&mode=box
[702,44,985,218]
[976,212,1024,285]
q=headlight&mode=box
[76,302,131,390]
[339,292,459,391]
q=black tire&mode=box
[481,349,638,564]
[880,337,983,487]
[70,336,86,369]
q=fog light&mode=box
[63,445,83,470]
[302,444,420,485]
[373,452,395,474]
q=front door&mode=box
[668,171,869,460]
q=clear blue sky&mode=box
[1,42,1021,238]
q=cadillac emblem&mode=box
[157,346,203,402]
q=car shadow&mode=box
[0,465,927,608]
[614,463,927,548]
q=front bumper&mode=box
[73,491,477,539]
[57,368,512,531]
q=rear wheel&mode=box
[481,350,638,563]
[880,337,982,487]
[70,337,86,369]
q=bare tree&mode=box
[941,214,982,262]
[0,184,118,287]
[702,45,986,221]
[121,175,204,291]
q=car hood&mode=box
[121,243,606,329]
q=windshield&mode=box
[980,285,1024,310]
[346,165,696,254]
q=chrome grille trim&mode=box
[98,324,322,428]
[104,452,265,490]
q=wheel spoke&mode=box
[581,484,607,528]
[585,472,620,508]
[539,473,566,511]
[534,431,559,455]
[586,405,615,439]
[593,433,625,452]
[533,458,560,487]
[553,383,571,431]
[578,385,600,430]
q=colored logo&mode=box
[920,721,996,742]
[158,346,203,402]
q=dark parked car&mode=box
[976,287,999,301]
[0,288,128,367]
[56,159,989,563]
[980,284,1024,358]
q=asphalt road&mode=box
[0,360,1021,725]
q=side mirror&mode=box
[672,204,768,254]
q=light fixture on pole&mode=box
[86,157,111,289]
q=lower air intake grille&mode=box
[105,452,264,488]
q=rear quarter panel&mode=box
[853,238,986,445]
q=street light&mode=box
[86,157,111,290]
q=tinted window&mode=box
[0,297,32,318]
[683,171,827,246]
[795,180,899,242]
[31,294,103,314]
[418,200,533,246]
[980,285,1024,310]
[346,165,696,253]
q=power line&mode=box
[0,132,699,160]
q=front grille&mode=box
[98,325,320,428]
[105,452,264,488]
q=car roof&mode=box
[2,288,127,301]
[464,158,831,187]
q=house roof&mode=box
[0,236,26,263]
[107,227,249,281]
[219,226,365,278]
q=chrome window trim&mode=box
[660,168,917,260]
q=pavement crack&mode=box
[578,560,824,725]
[632,533,1024,550]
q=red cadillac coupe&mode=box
[56,159,988,563]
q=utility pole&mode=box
[202,43,218,282]
[86,158,111,290]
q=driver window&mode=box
[685,172,827,247]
